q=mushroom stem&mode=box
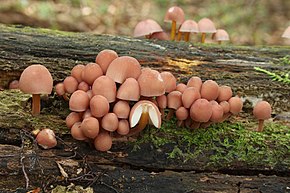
[257,119,264,132]
[32,94,41,116]
[127,112,149,136]
[177,31,182,41]
[160,108,165,120]
[170,21,177,41]
[201,33,206,43]
[190,121,200,129]
[166,109,174,120]
[184,32,190,42]
[177,120,184,127]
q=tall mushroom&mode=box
[164,6,185,41]
[253,101,272,132]
[198,18,216,43]
[19,64,53,116]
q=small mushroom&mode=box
[63,76,79,94]
[19,64,53,116]
[66,112,81,128]
[113,100,130,119]
[253,101,272,132]
[156,94,167,119]
[127,100,161,136]
[80,117,99,139]
[198,18,216,43]
[92,75,117,103]
[69,90,90,112]
[81,63,103,86]
[133,19,163,38]
[182,87,201,108]
[190,99,212,124]
[175,106,189,127]
[116,119,130,136]
[160,71,177,93]
[150,31,170,40]
[101,113,119,132]
[71,122,87,140]
[94,131,112,152]
[228,96,243,115]
[166,90,182,119]
[212,29,230,44]
[55,82,69,100]
[164,6,185,40]
[200,80,219,101]
[77,81,90,92]
[90,95,110,118]
[117,78,140,101]
[9,80,19,89]
[175,83,187,93]
[187,76,202,91]
[177,20,199,41]
[35,128,57,149]
[71,64,85,83]
[217,85,232,102]
[95,49,118,74]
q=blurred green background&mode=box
[0,0,289,45]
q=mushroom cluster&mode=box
[57,49,244,152]
[133,6,229,44]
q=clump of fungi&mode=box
[133,6,230,44]
[56,49,244,152]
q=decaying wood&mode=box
[0,25,289,192]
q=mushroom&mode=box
[71,122,87,140]
[133,19,163,38]
[200,80,219,101]
[282,26,290,39]
[217,85,232,102]
[209,101,224,123]
[175,106,189,127]
[182,87,201,108]
[35,128,57,149]
[90,95,110,118]
[113,100,130,119]
[63,76,79,94]
[190,99,212,125]
[164,6,185,41]
[77,81,90,92]
[9,80,19,89]
[94,131,112,152]
[156,94,167,119]
[69,90,90,112]
[177,20,199,42]
[160,71,177,93]
[55,82,69,100]
[101,113,119,132]
[228,96,243,115]
[212,29,230,44]
[95,49,118,74]
[80,117,99,139]
[187,76,202,91]
[253,101,272,132]
[198,18,216,43]
[66,112,81,128]
[166,90,182,119]
[92,75,117,103]
[116,119,130,136]
[19,64,53,116]
[150,31,170,40]
[127,100,161,136]
[116,78,140,101]
[71,64,85,83]
[175,83,187,93]
[81,63,103,86]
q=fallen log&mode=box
[0,25,289,192]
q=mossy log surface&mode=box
[0,25,289,192]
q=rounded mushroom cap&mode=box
[55,82,66,96]
[219,101,230,114]
[117,78,140,101]
[77,81,90,92]
[81,63,103,85]
[66,112,81,128]
[36,128,57,149]
[167,90,182,110]
[90,95,110,118]
[138,68,165,97]
[160,71,177,93]
[198,18,217,33]
[80,117,99,139]
[69,90,90,112]
[133,19,163,37]
[179,20,199,32]
[63,76,78,94]
[209,101,224,123]
[175,83,187,93]
[71,122,87,141]
[95,49,118,74]
[156,94,167,109]
[71,64,85,83]
[117,119,130,136]
[113,100,130,119]
[217,85,233,102]
[19,64,53,94]
[164,6,185,24]
[101,113,119,132]
[187,76,202,91]
[150,31,170,40]
[9,80,19,89]
[175,106,189,121]
[253,101,272,120]
[213,29,230,41]
[106,56,141,84]
[190,99,212,122]
[92,75,116,103]
[228,96,243,115]
[200,80,219,101]
[94,131,112,152]
[182,87,201,108]
[282,26,290,39]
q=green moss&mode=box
[134,117,290,168]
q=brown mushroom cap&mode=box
[150,31,170,40]
[55,82,66,96]
[82,109,92,119]
[138,68,165,97]
[92,75,117,103]
[160,71,177,93]
[200,80,219,101]
[175,83,187,93]
[156,94,167,109]
[95,49,118,74]
[219,101,230,114]
[90,95,110,118]
[101,113,119,132]
[36,128,57,149]
[187,76,202,91]
[9,80,19,89]
[94,131,112,152]
[117,119,130,136]
[209,101,224,122]
[69,90,90,112]
[63,76,78,94]
[175,106,189,121]
[80,117,99,139]
[164,6,185,24]
[228,96,243,115]
[190,99,212,122]
[179,20,199,33]
[217,85,233,102]
[66,112,81,128]
[213,29,230,41]
[182,87,201,108]
[106,56,141,84]
[71,64,85,83]
[81,63,103,85]
[253,101,272,120]
[113,100,130,119]
[133,19,163,37]
[117,78,140,101]
[198,18,217,33]
[19,64,53,94]
[71,122,87,140]
[77,81,90,92]
[167,90,182,110]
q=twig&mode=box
[20,155,29,189]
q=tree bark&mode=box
[0,25,289,192]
